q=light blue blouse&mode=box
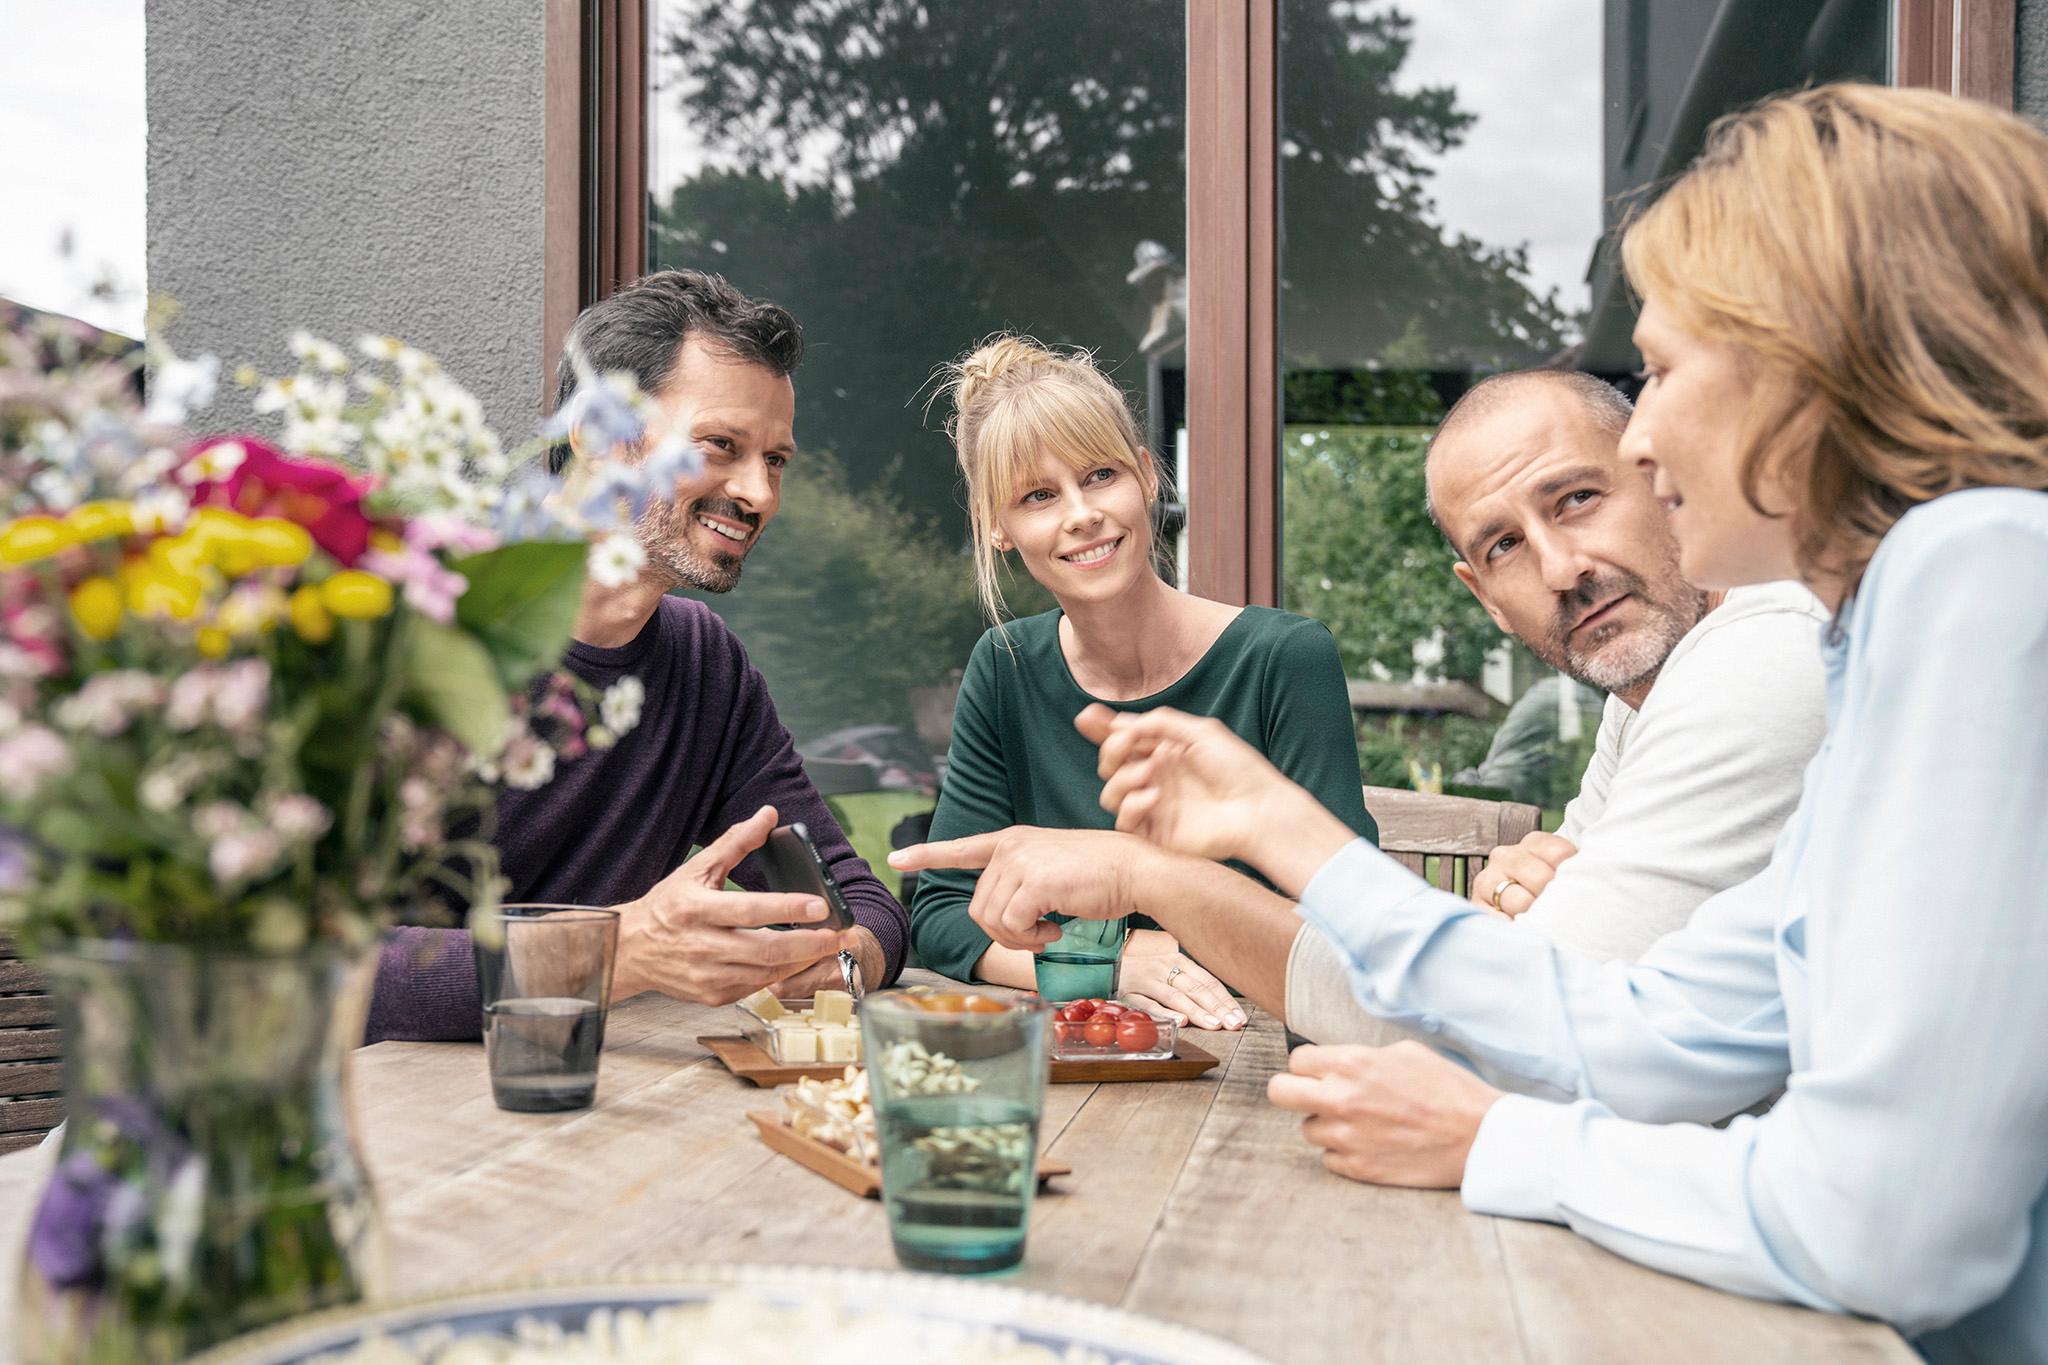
[1297,488,2048,1361]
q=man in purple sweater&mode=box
[367,271,907,1042]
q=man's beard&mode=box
[1531,559,1707,696]
[636,495,760,594]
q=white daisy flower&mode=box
[499,734,557,791]
[600,676,645,734]
[179,440,247,486]
[588,533,647,589]
[288,330,350,373]
[130,487,190,535]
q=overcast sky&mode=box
[6,0,1596,339]
[1401,0,1604,314]
[0,0,148,336]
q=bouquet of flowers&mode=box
[0,307,698,1362]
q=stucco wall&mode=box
[145,0,549,435]
[2021,0,2048,123]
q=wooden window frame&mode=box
[542,0,648,412]
[1186,0,1280,608]
[1895,0,2016,105]
[563,0,2018,597]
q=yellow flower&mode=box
[69,577,123,641]
[196,627,231,658]
[243,518,315,568]
[64,501,136,543]
[368,529,404,555]
[287,585,334,644]
[320,570,393,620]
[0,516,77,567]
[125,566,205,620]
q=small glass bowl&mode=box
[1048,1007,1178,1062]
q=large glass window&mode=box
[649,1,1188,884]
[1279,0,1888,814]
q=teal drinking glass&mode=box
[860,989,1051,1274]
[1032,915,1129,1003]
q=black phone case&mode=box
[756,822,858,931]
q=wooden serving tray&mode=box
[746,1112,1072,1199]
[701,1033,1221,1087]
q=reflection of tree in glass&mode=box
[1282,368,1494,683]
[681,451,1051,744]
[654,0,1575,533]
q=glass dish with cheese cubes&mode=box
[738,988,863,1065]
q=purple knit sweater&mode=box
[364,596,908,1043]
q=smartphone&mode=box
[756,822,858,931]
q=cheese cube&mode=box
[772,1022,818,1063]
[818,1025,861,1064]
[812,990,854,1026]
[740,987,787,1021]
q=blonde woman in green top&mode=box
[910,335,1376,1027]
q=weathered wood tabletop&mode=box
[0,979,1911,1363]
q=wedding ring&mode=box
[1490,877,1523,913]
[1166,965,1184,986]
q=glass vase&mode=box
[13,940,385,1364]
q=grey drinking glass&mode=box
[472,905,619,1113]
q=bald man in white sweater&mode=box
[1286,371,1827,1046]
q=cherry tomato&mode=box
[1063,1000,1096,1021]
[1115,1013,1160,1053]
[1092,1003,1125,1022]
[1054,1020,1085,1046]
[965,995,1008,1014]
[1083,1015,1118,1047]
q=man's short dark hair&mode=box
[1423,369,1634,540]
[548,269,804,473]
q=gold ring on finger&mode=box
[1490,877,1523,913]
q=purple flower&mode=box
[27,1153,116,1289]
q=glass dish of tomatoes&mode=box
[1047,998,1177,1061]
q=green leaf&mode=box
[401,619,512,757]
[451,541,587,689]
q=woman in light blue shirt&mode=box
[1004,86,2048,1360]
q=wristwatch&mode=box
[837,948,865,1001]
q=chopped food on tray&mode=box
[783,1066,877,1163]
[739,988,862,1064]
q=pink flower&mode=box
[181,436,377,567]
[0,726,73,800]
[403,513,499,557]
[360,546,467,624]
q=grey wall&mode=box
[146,0,549,435]
[2021,0,2048,124]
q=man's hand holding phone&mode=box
[611,805,863,1005]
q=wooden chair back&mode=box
[0,936,63,1154]
[1362,786,1543,899]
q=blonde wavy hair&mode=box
[943,335,1161,624]
[1622,83,2048,596]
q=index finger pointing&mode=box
[888,831,1006,873]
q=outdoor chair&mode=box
[0,936,61,1153]
[1361,785,1542,899]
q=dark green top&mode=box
[910,605,1376,981]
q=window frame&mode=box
[562,0,2017,588]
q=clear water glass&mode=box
[860,989,1051,1274]
[473,905,618,1113]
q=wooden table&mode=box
[0,985,1910,1363]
